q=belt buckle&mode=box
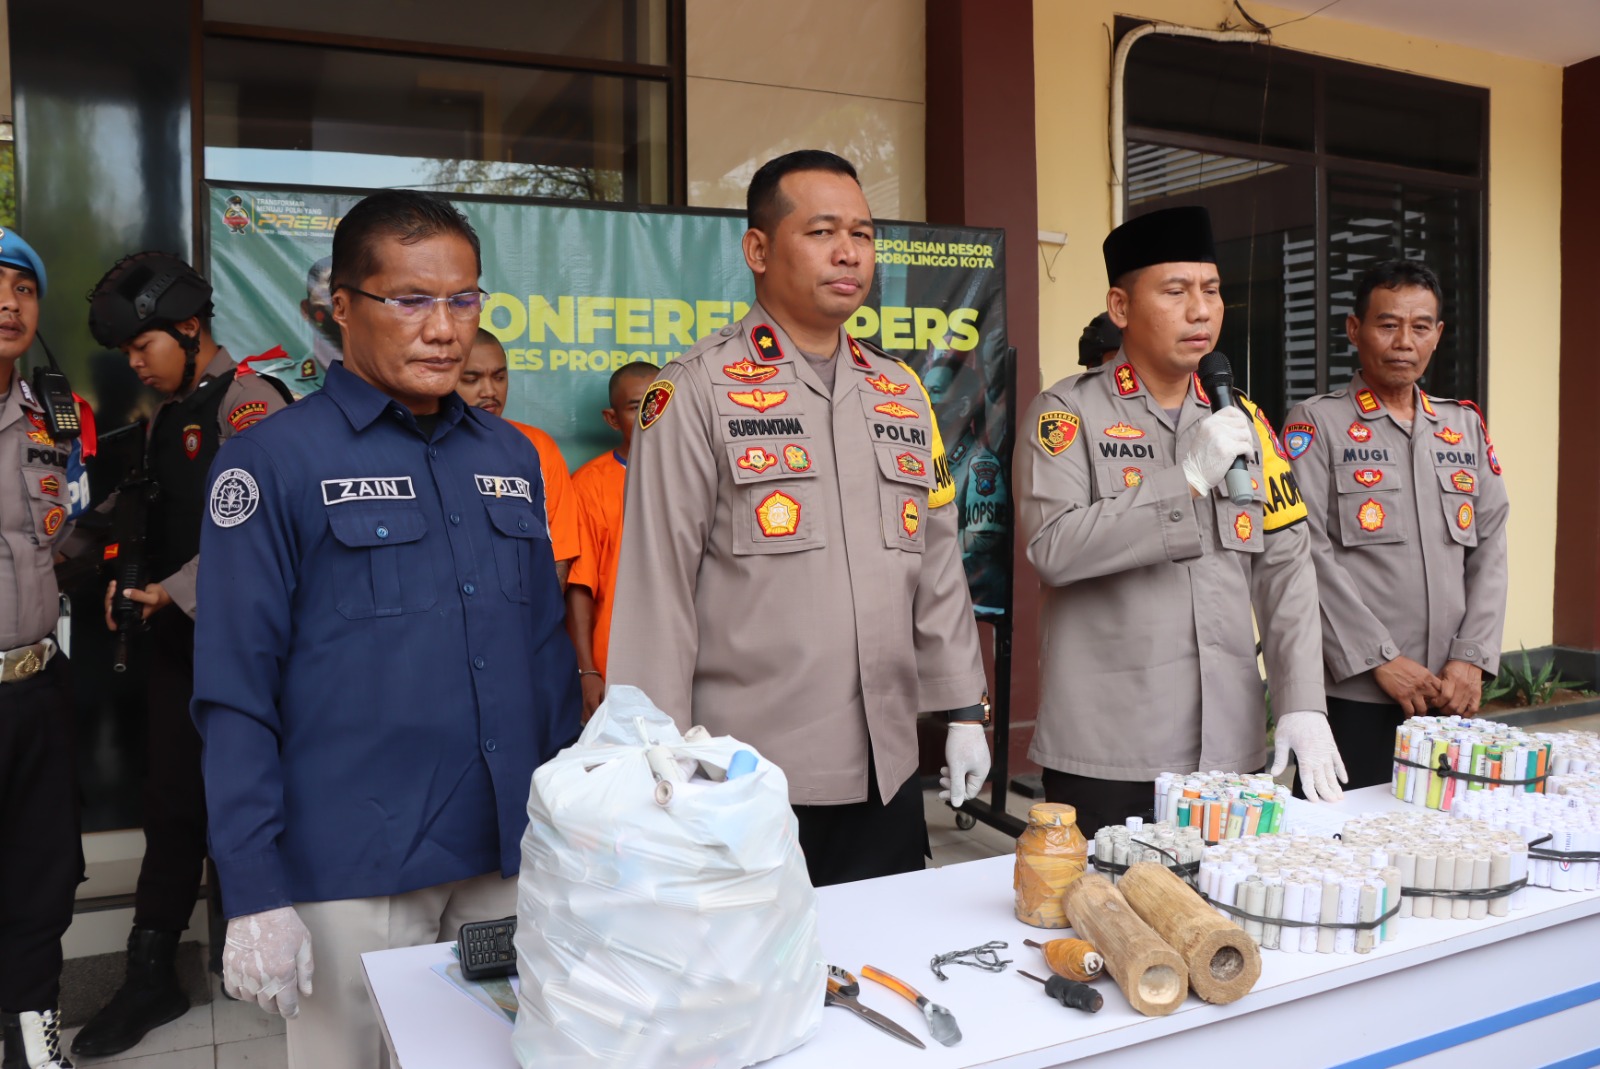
[6,646,43,682]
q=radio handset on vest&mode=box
[31,332,81,442]
[1196,351,1254,507]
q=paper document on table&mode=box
[1281,797,1349,839]
[430,962,520,1027]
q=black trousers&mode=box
[1040,769,1154,840]
[793,753,928,888]
[134,611,209,932]
[0,654,82,1012]
[1295,695,1405,796]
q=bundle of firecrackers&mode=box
[1391,716,1555,810]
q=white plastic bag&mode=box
[511,686,824,1068]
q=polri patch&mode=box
[1234,512,1253,541]
[1348,421,1372,443]
[865,372,910,395]
[1122,466,1143,487]
[751,324,784,362]
[901,498,920,538]
[1353,468,1383,488]
[1451,470,1475,493]
[638,380,674,430]
[736,447,778,474]
[755,490,801,537]
[42,505,65,536]
[723,359,778,384]
[1114,363,1139,396]
[229,400,269,432]
[729,388,788,413]
[1457,502,1474,530]
[183,423,202,460]
[1103,421,1144,440]
[1435,426,1463,445]
[1038,411,1079,456]
[1284,423,1315,460]
[474,475,533,501]
[1355,388,1380,414]
[782,444,811,472]
[895,452,927,477]
[1357,498,1385,532]
[1487,443,1502,475]
[321,476,417,506]
[39,474,60,497]
[874,401,917,419]
[209,468,260,528]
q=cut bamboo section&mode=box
[1118,861,1261,1005]
[1060,873,1187,1017]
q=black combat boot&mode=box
[3,1009,73,1068]
[68,928,188,1058]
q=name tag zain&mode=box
[321,476,417,505]
[474,474,532,501]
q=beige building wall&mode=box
[1034,0,1561,653]
[684,0,926,220]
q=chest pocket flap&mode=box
[1434,466,1479,546]
[326,505,432,618]
[1331,462,1406,547]
[873,442,933,488]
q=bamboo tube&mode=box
[1118,861,1261,1005]
[1061,873,1188,1017]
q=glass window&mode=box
[204,37,670,203]
[204,0,669,66]
[1125,35,1315,152]
[1325,73,1483,177]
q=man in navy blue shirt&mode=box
[192,191,580,1069]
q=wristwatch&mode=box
[943,694,992,726]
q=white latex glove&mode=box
[1271,710,1349,804]
[223,906,315,1019]
[1181,407,1255,496]
[939,723,992,807]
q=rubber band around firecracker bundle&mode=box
[1393,751,1548,788]
[1525,833,1600,863]
[1090,854,1200,880]
[1197,892,1404,932]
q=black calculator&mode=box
[457,916,518,981]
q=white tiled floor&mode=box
[59,788,1022,1069]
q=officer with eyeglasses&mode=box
[190,190,580,1069]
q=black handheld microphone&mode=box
[1195,351,1255,506]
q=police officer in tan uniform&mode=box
[1015,207,1347,837]
[0,230,80,1069]
[608,150,989,886]
[1283,260,1509,789]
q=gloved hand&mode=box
[1181,407,1255,496]
[223,906,314,1019]
[939,723,992,807]
[1271,711,1348,804]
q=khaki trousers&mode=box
[288,871,516,1069]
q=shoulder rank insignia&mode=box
[183,423,203,460]
[1103,421,1144,439]
[300,358,317,380]
[1122,466,1143,487]
[18,378,35,405]
[1234,512,1254,541]
[1038,411,1079,456]
[1284,422,1315,460]
[1434,426,1464,445]
[895,452,927,477]
[736,447,778,473]
[729,388,788,413]
[1419,391,1436,417]
[782,444,811,472]
[1114,362,1139,396]
[1357,498,1386,532]
[755,490,801,537]
[901,498,921,538]
[638,379,674,430]
[848,336,873,371]
[229,401,268,432]
[1353,468,1383,488]
[874,401,917,419]
[865,372,910,395]
[1451,470,1475,493]
[1457,502,1474,530]
[1355,388,1381,414]
[751,324,784,362]
[723,359,779,385]
[1348,421,1372,443]
[1192,374,1209,406]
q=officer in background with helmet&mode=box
[70,253,291,1060]
[0,230,87,1069]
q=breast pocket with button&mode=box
[1213,458,1265,554]
[1332,462,1407,547]
[1432,466,1479,547]
[873,442,932,552]
[326,505,435,619]
[483,499,549,603]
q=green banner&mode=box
[204,184,1011,615]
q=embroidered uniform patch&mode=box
[229,401,268,432]
[1038,411,1079,456]
[1451,470,1475,493]
[1457,503,1474,530]
[736,447,778,473]
[865,373,910,395]
[729,389,788,413]
[638,380,674,429]
[1104,421,1144,439]
[782,444,811,472]
[1114,363,1139,396]
[209,468,260,528]
[42,506,65,536]
[723,359,779,384]
[39,474,60,497]
[1487,443,1502,475]
[1192,374,1209,406]
[1353,468,1383,488]
[1123,466,1143,487]
[895,452,927,477]
[751,324,784,362]
[474,475,533,501]
[1419,391,1436,417]
[1435,427,1464,445]
[1234,513,1253,541]
[26,428,52,445]
[18,379,35,405]
[1356,389,1380,414]
[183,423,202,460]
[1253,405,1289,461]
[321,476,417,506]
[901,499,920,538]
[1348,421,1372,443]
[874,401,917,419]
[1357,498,1385,532]
[1284,423,1315,460]
[755,490,801,537]
[848,337,872,370]
[300,358,317,380]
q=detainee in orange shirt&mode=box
[567,362,656,718]
[456,328,582,585]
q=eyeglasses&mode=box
[341,285,486,321]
